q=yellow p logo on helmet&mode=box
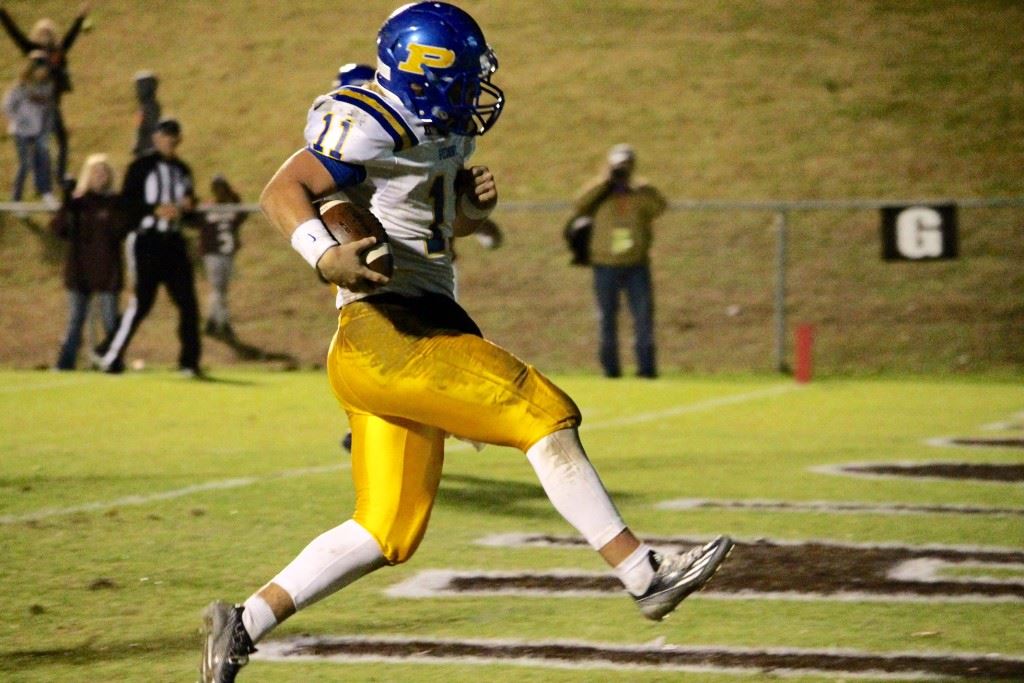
[398,43,456,74]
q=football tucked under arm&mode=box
[318,200,394,278]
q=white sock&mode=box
[525,429,626,550]
[241,594,277,644]
[243,519,386,642]
[615,542,657,596]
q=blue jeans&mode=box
[593,264,656,378]
[56,290,118,370]
[12,134,53,200]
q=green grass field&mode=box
[1,369,1022,681]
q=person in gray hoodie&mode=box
[2,50,57,208]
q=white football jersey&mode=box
[303,84,475,307]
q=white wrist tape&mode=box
[290,218,339,269]
[459,194,493,220]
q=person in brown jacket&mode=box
[52,153,128,370]
[573,144,667,378]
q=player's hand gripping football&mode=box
[316,238,390,292]
[454,165,497,237]
[458,165,497,213]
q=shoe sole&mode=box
[644,537,735,621]
[199,601,230,683]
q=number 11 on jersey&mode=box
[312,113,353,160]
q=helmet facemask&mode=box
[418,48,503,136]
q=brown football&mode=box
[318,200,394,277]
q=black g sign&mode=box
[881,204,958,261]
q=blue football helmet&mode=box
[333,63,375,89]
[376,2,504,136]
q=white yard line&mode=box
[2,383,792,524]
[579,384,796,431]
[0,464,346,524]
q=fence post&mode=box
[794,323,815,383]
[773,211,789,373]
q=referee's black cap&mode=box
[156,117,182,136]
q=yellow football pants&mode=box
[327,299,580,564]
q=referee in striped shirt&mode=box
[95,117,202,376]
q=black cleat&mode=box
[633,535,734,621]
[199,601,256,683]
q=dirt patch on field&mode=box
[262,635,1024,679]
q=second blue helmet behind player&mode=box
[333,63,376,89]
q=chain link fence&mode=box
[2,198,1021,374]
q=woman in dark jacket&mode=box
[1,3,90,184]
[52,153,128,370]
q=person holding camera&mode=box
[572,144,667,378]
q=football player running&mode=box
[199,3,733,681]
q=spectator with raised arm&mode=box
[0,3,90,185]
[132,70,160,157]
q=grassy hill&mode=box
[1,0,1022,374]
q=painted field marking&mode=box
[254,634,1024,680]
[808,409,1024,485]
[888,559,1024,586]
[980,410,1024,432]
[385,568,1023,605]
[432,533,1024,603]
[0,464,347,525]
[925,436,1024,450]
[810,461,1024,484]
[656,498,1024,516]
[3,384,794,523]
[476,531,1024,555]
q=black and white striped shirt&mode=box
[121,151,195,233]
